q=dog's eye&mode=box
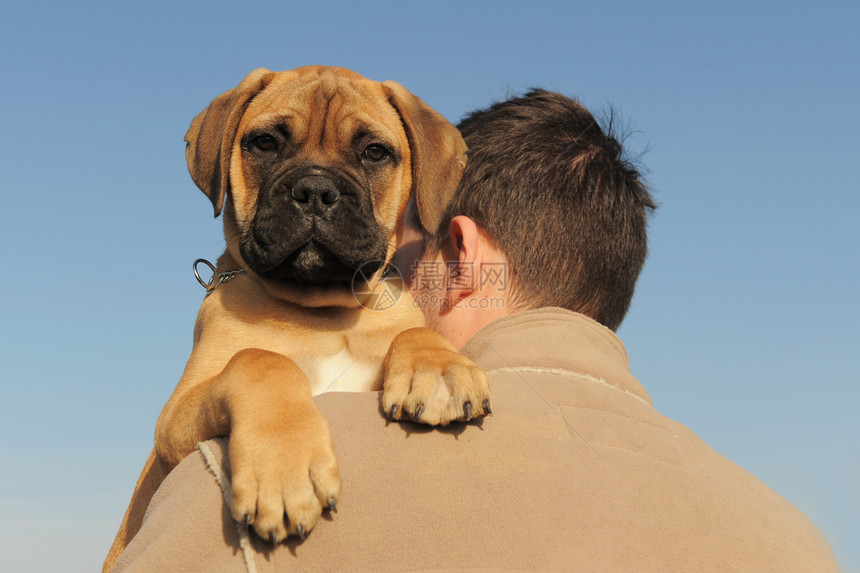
[361,144,390,162]
[250,134,278,152]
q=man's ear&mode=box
[444,216,482,299]
[382,80,468,236]
[184,68,273,217]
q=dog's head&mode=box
[185,66,466,307]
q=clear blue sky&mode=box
[1,1,857,571]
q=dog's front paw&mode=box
[228,401,341,544]
[382,327,491,425]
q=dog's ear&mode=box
[383,81,467,236]
[185,68,273,217]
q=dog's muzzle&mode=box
[241,167,387,287]
[290,174,341,216]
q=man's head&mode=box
[424,89,655,334]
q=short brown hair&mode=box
[438,89,656,331]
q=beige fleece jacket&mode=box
[113,308,839,572]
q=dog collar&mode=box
[193,258,393,295]
[193,258,245,295]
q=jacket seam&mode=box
[485,366,651,407]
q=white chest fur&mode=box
[300,349,384,395]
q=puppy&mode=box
[103,66,490,572]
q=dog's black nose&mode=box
[291,175,340,212]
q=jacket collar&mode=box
[460,307,652,407]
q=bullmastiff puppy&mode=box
[103,66,491,572]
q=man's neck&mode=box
[430,293,517,350]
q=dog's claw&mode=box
[327,498,338,513]
[388,405,398,421]
[463,401,472,420]
[483,399,492,415]
[413,404,424,421]
[297,525,306,541]
[269,531,277,545]
[243,514,250,528]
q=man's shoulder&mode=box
[122,381,838,573]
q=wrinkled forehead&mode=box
[239,70,406,147]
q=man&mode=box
[112,90,839,572]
